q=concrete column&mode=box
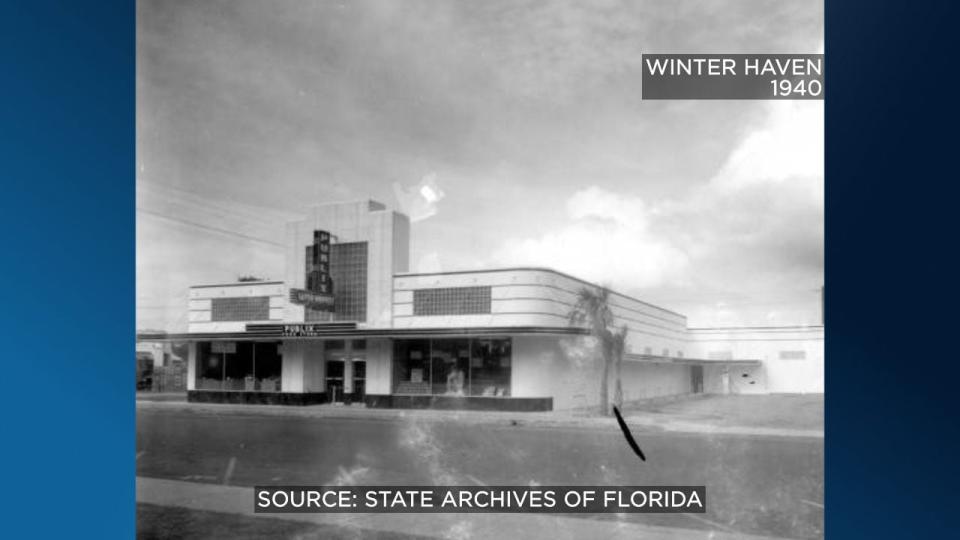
[281,341,305,393]
[365,339,392,394]
[344,359,354,394]
[186,342,197,391]
[300,341,325,392]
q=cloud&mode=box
[492,186,690,289]
[709,100,823,196]
[671,100,824,275]
[491,99,823,324]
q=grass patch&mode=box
[643,394,824,430]
[137,503,428,539]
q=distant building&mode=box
[138,200,823,410]
[135,341,166,369]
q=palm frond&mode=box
[568,285,614,332]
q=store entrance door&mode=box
[353,360,366,401]
[690,365,704,394]
[326,360,345,403]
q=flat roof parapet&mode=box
[394,266,686,319]
[189,281,285,289]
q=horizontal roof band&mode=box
[137,326,590,342]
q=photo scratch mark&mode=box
[613,406,646,461]
[223,456,236,485]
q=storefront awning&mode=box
[136,325,590,342]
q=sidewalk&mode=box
[137,476,791,540]
[136,397,823,439]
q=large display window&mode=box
[430,339,470,395]
[253,342,282,391]
[196,342,222,390]
[393,338,511,397]
[470,339,511,397]
[195,341,282,391]
[393,339,431,394]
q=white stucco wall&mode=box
[619,362,692,402]
[511,335,696,410]
[512,335,597,410]
[688,326,824,393]
[702,363,766,394]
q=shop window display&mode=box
[393,338,510,397]
[195,341,282,392]
[393,339,431,394]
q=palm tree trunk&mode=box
[599,348,610,416]
[614,353,623,410]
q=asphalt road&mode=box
[137,408,823,539]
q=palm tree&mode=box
[611,324,629,410]
[569,286,621,416]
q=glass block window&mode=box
[779,350,807,360]
[413,286,492,316]
[305,308,333,322]
[331,242,367,322]
[211,296,270,321]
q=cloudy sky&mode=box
[137,0,823,331]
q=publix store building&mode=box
[139,200,824,411]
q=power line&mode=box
[136,180,295,221]
[136,207,285,247]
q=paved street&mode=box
[137,406,823,539]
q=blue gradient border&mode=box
[825,1,960,538]
[1,1,134,538]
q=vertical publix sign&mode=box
[289,230,335,312]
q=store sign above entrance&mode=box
[281,324,354,337]
[289,289,334,309]
[245,322,358,337]
[289,229,335,312]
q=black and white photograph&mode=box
[136,1,824,538]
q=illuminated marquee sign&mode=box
[288,230,336,312]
